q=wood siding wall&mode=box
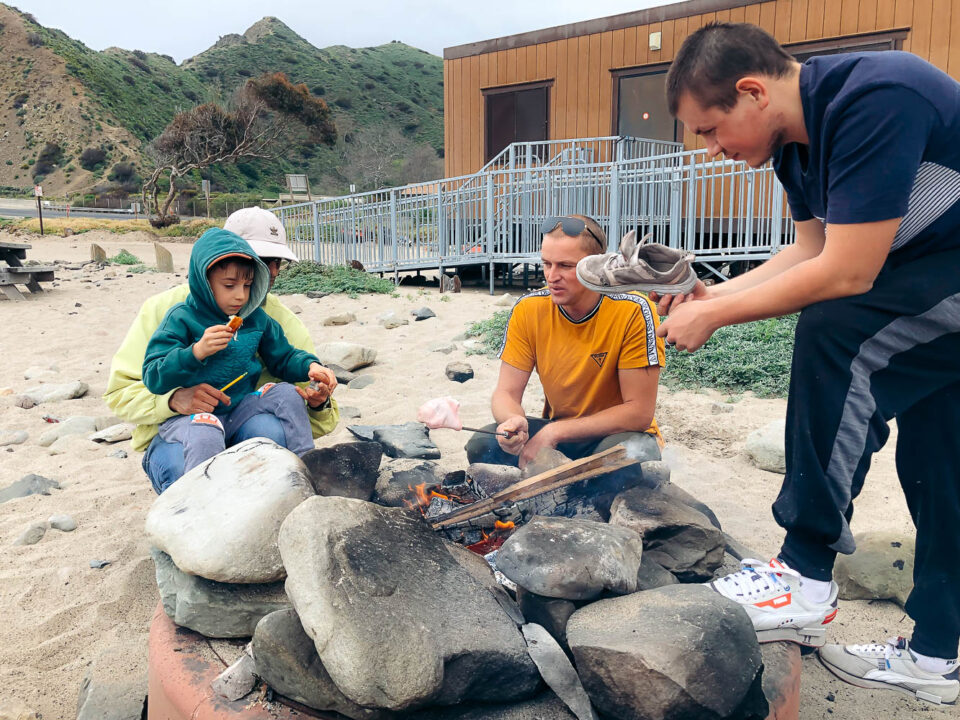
[444,0,960,177]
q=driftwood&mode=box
[431,446,636,532]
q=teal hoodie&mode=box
[142,228,318,409]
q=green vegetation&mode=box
[127,264,156,274]
[107,249,142,265]
[464,310,511,357]
[661,315,797,397]
[464,310,797,397]
[271,261,396,297]
[14,9,443,197]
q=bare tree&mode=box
[340,126,407,191]
[143,73,335,224]
[400,144,443,185]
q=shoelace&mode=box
[848,637,905,658]
[715,558,801,599]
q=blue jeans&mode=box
[143,412,286,494]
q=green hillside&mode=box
[6,7,443,197]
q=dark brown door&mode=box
[485,85,549,162]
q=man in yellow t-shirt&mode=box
[465,215,665,469]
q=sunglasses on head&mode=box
[540,216,605,251]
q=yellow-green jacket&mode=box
[104,284,339,451]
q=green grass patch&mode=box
[464,310,510,356]
[463,310,797,397]
[107,249,142,265]
[271,261,396,298]
[661,315,797,397]
[127,264,156,274]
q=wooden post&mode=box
[36,196,44,236]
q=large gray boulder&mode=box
[497,516,643,600]
[301,442,383,500]
[834,532,915,607]
[567,585,763,720]
[610,485,725,581]
[278,496,540,711]
[145,438,314,583]
[152,549,290,638]
[253,609,389,719]
[744,419,786,474]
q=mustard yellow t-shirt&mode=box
[498,289,665,435]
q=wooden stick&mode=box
[431,445,636,529]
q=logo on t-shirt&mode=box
[590,352,608,368]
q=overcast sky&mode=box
[13,0,676,61]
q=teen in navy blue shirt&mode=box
[656,23,960,705]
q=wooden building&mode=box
[442,0,959,178]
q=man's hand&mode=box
[496,415,528,456]
[518,422,558,468]
[169,384,230,414]
[657,300,719,352]
[649,280,710,316]
[192,325,233,361]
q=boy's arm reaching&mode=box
[142,312,209,395]
[257,316,322,382]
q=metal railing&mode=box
[274,137,794,287]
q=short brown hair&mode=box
[666,22,794,115]
[207,255,256,280]
[544,214,607,254]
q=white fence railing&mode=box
[274,137,795,288]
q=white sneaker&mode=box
[819,637,959,705]
[707,558,838,647]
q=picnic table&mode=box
[0,240,55,301]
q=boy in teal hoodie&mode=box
[143,228,334,473]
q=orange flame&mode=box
[494,520,515,531]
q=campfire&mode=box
[404,445,641,550]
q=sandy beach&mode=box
[0,231,944,719]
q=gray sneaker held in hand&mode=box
[576,230,697,295]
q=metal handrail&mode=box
[274,137,794,290]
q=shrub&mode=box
[333,96,352,109]
[132,49,147,60]
[661,315,798,397]
[108,162,137,182]
[129,56,151,73]
[363,82,375,90]
[107,249,141,265]
[26,32,42,46]
[122,74,135,86]
[79,147,107,171]
[272,262,395,298]
[237,68,252,77]
[311,85,325,96]
[204,67,219,77]
[183,89,199,102]
[12,92,28,109]
[464,311,510,356]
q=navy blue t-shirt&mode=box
[773,51,960,263]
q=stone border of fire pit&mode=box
[147,603,333,719]
[149,599,803,720]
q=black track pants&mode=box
[774,248,960,660]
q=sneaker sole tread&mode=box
[818,654,958,705]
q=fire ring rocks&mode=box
[497,516,644,601]
[278,496,541,711]
[567,585,765,720]
[145,438,315,583]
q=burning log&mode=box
[432,446,636,531]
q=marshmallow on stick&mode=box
[417,396,463,431]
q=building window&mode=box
[483,82,550,162]
[785,29,907,63]
[613,67,677,143]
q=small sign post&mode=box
[202,179,211,218]
[34,184,43,236]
